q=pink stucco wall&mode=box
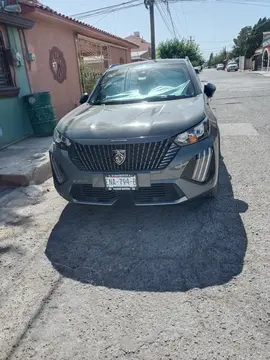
[23,19,81,119]
[22,8,134,120]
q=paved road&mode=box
[0,70,269,360]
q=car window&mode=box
[91,63,196,105]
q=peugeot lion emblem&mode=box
[113,149,126,166]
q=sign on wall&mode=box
[49,47,67,84]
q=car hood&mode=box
[57,95,206,141]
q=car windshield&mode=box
[90,62,196,105]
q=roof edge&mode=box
[19,0,139,48]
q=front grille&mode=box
[70,183,183,204]
[69,139,179,172]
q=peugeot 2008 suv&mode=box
[50,59,220,206]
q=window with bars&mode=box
[0,31,13,88]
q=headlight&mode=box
[53,128,71,149]
[174,118,210,146]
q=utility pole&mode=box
[144,0,156,60]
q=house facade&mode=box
[252,32,270,71]
[0,1,35,149]
[261,32,270,71]
[125,31,151,62]
[20,0,137,119]
[0,0,137,149]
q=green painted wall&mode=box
[0,26,32,150]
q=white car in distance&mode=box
[226,61,239,72]
[216,63,224,70]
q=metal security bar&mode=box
[0,31,12,88]
[76,35,112,93]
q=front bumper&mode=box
[49,134,220,206]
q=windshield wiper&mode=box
[145,94,193,102]
[91,98,146,105]
[90,94,194,105]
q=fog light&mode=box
[50,155,67,184]
[192,148,213,183]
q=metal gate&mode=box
[76,35,111,93]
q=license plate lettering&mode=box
[105,175,137,190]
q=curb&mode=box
[0,153,52,187]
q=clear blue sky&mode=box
[42,0,270,59]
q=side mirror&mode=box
[79,93,89,105]
[194,68,199,74]
[204,83,216,98]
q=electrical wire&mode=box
[157,0,182,38]
[71,0,140,17]
[216,0,270,7]
[179,0,189,36]
[198,39,233,42]
[156,1,176,37]
[171,3,186,36]
[71,0,143,19]
[163,0,179,38]
[166,0,207,3]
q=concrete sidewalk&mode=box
[0,136,52,187]
[244,70,270,77]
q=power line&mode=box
[163,0,179,38]
[198,40,233,43]
[156,0,182,38]
[155,1,176,37]
[171,3,186,36]
[216,0,270,7]
[71,0,140,17]
[71,0,143,19]
[179,0,189,35]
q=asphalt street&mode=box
[0,69,269,360]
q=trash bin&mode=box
[24,92,57,137]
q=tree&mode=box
[207,52,214,67]
[157,39,204,66]
[231,26,252,58]
[231,18,270,59]
[245,18,270,58]
[212,47,228,65]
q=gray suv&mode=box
[50,59,220,206]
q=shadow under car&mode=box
[45,161,248,292]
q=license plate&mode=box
[105,175,137,190]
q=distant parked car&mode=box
[216,63,224,70]
[226,62,238,72]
